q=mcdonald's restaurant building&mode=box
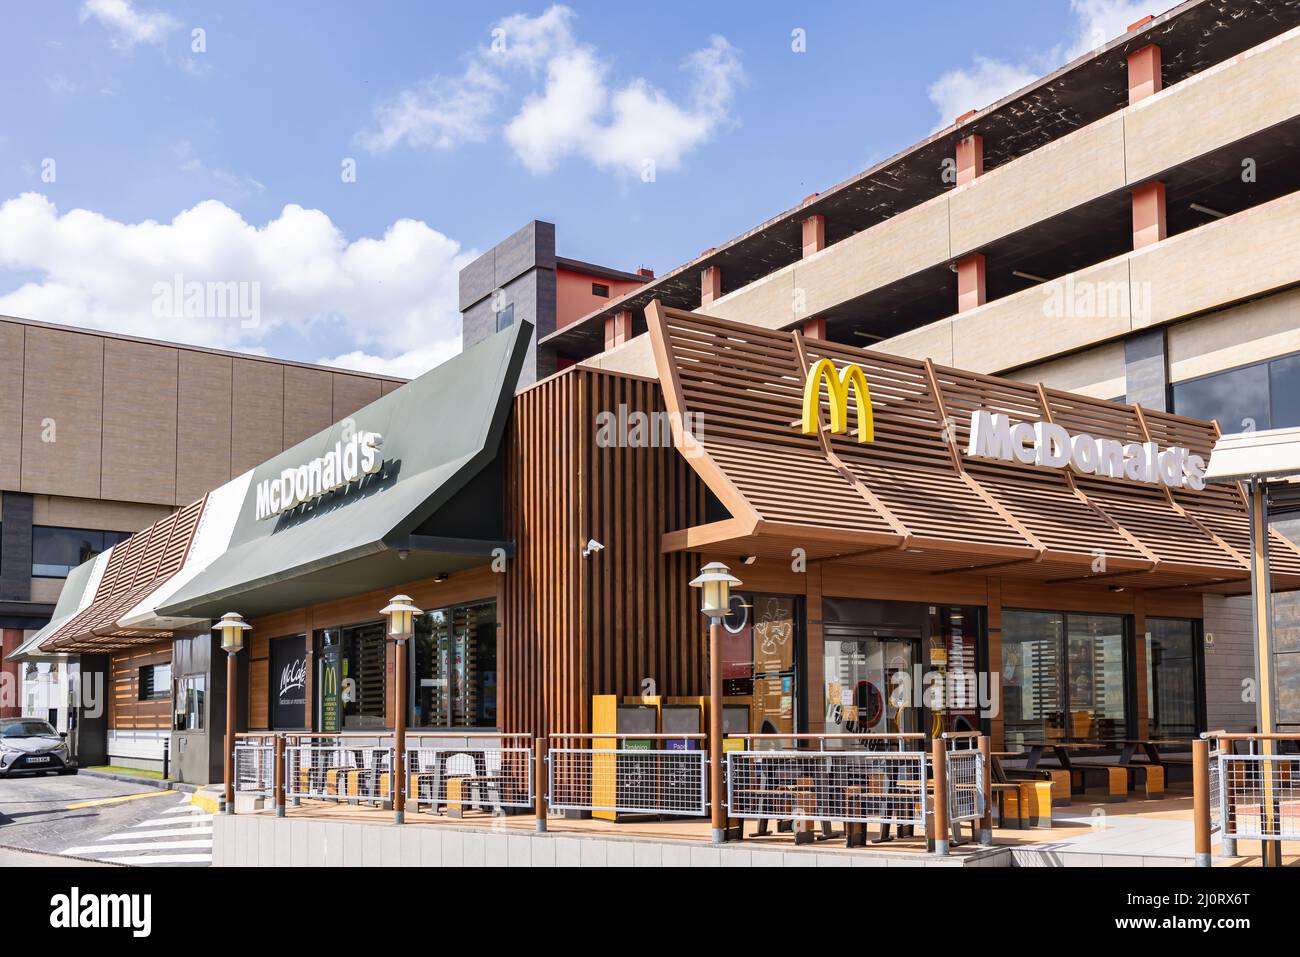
[21,303,1300,784]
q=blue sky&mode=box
[0,0,1155,375]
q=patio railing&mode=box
[1194,731,1300,867]
[546,733,708,816]
[225,728,995,855]
[407,733,534,814]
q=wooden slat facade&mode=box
[108,641,172,732]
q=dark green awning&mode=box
[157,321,529,621]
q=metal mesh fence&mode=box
[946,747,984,824]
[286,742,393,805]
[407,744,533,812]
[234,742,275,796]
[1208,743,1222,835]
[547,746,708,816]
[1220,752,1300,841]
[725,750,928,827]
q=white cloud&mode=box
[927,0,1154,130]
[0,193,476,379]
[80,0,179,50]
[358,5,744,177]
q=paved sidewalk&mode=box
[0,845,113,867]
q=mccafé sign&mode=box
[255,431,385,520]
[801,358,875,443]
[966,410,1207,491]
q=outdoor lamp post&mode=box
[214,612,250,814]
[382,594,421,824]
[689,561,741,844]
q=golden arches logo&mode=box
[801,358,875,443]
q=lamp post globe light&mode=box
[382,594,421,824]
[213,612,250,814]
[689,561,741,844]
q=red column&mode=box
[700,265,722,307]
[1132,180,1167,249]
[604,309,632,350]
[802,317,826,340]
[955,134,983,185]
[1,629,22,718]
[801,214,825,258]
[956,254,986,313]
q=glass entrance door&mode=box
[823,633,921,739]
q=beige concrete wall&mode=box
[878,187,1300,376]
[20,325,104,500]
[880,320,954,366]
[0,317,402,507]
[32,494,172,532]
[690,26,1300,343]
[950,112,1127,256]
[578,333,658,378]
[1132,190,1300,330]
[1011,340,1127,399]
[1167,285,1300,384]
[1126,25,1300,183]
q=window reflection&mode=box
[412,601,497,728]
[1146,618,1200,739]
[32,526,131,578]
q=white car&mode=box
[0,718,76,777]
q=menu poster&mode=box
[720,593,753,681]
[753,596,795,674]
[270,635,307,729]
[319,642,341,734]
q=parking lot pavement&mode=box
[0,772,209,865]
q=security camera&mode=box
[581,539,604,557]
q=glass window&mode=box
[495,303,514,332]
[138,663,171,701]
[174,675,205,731]
[412,601,497,728]
[1269,353,1300,430]
[1276,591,1300,724]
[1002,611,1065,746]
[32,526,131,578]
[591,282,610,297]
[332,621,387,729]
[1146,618,1199,739]
[1172,363,1270,434]
[1068,613,1127,743]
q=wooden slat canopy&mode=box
[40,497,206,653]
[646,301,1300,595]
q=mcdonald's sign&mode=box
[801,358,875,443]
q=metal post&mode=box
[977,734,993,846]
[1248,480,1281,867]
[535,737,548,832]
[224,650,236,814]
[393,636,407,824]
[709,617,725,844]
[932,737,949,856]
[1192,738,1211,867]
[273,733,286,816]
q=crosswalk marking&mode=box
[65,839,212,854]
[63,795,214,867]
[99,827,213,840]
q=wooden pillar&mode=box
[805,564,825,734]
[801,214,825,257]
[955,134,983,185]
[224,651,237,812]
[701,265,722,307]
[932,736,950,855]
[604,308,633,350]
[1192,738,1212,867]
[956,253,986,313]
[986,578,1003,751]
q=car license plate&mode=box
[26,755,50,764]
